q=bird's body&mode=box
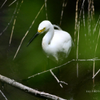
[27,20,72,62]
[42,29,72,61]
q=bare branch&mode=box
[28,58,100,79]
[0,74,66,100]
[28,59,74,79]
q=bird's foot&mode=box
[50,69,68,88]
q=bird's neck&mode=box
[42,25,54,46]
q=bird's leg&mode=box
[47,56,50,69]
[47,57,63,88]
[92,69,100,79]
[50,69,68,88]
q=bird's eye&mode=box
[38,27,46,33]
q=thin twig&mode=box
[9,0,24,46]
[9,0,17,7]
[74,0,79,43]
[94,29,100,54]
[0,0,7,9]
[92,29,100,80]
[79,0,86,19]
[93,15,100,34]
[13,4,44,60]
[76,21,80,77]
[28,59,74,79]
[60,0,67,26]
[91,0,95,21]
[76,63,79,77]
[81,0,86,27]
[9,17,17,46]
[93,60,95,83]
[28,58,100,79]
[0,74,66,100]
[74,0,80,77]
[0,1,18,35]
[88,0,92,35]
[0,90,8,100]
[45,0,48,19]
[77,58,99,61]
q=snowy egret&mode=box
[27,20,72,62]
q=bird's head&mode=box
[38,20,51,34]
[27,20,52,46]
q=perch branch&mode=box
[28,58,100,79]
[0,74,66,100]
[28,59,74,79]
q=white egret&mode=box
[27,20,72,62]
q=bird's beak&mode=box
[27,32,39,47]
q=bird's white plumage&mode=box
[37,20,72,61]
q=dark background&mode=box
[0,0,100,100]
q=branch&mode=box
[28,59,74,79]
[0,74,66,100]
[0,90,8,100]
